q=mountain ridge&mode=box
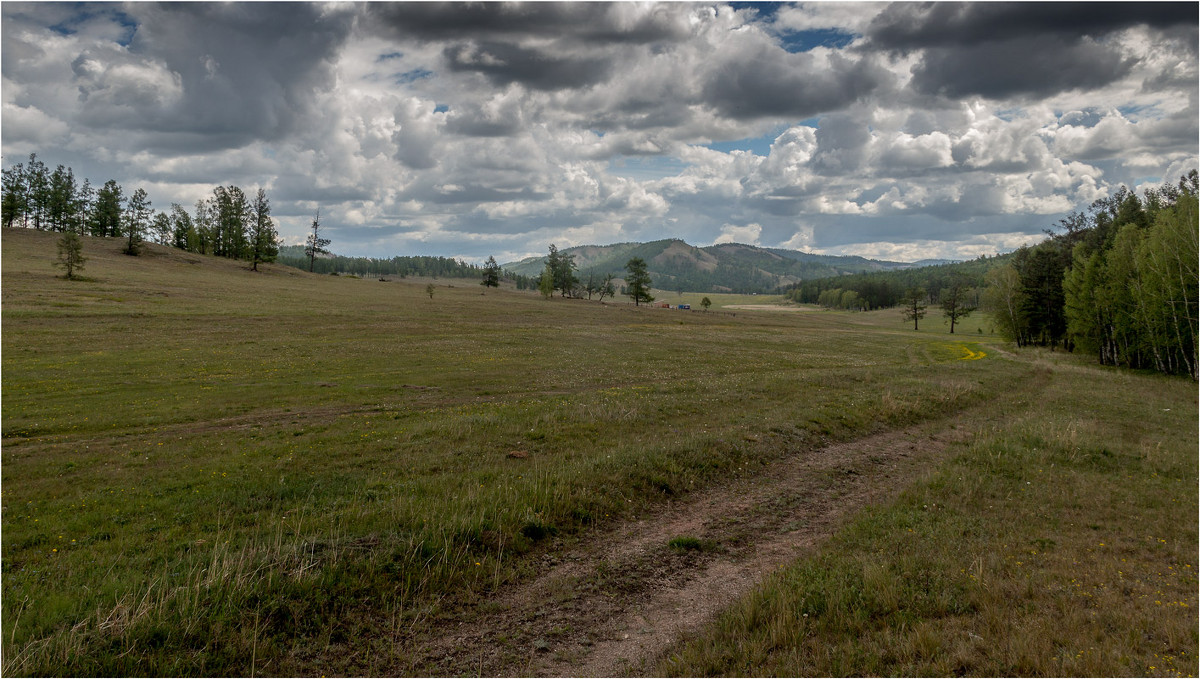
[502,239,952,293]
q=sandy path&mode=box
[400,415,982,677]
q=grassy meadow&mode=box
[2,228,1195,676]
[660,354,1198,677]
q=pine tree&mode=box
[73,179,94,235]
[170,203,194,250]
[123,188,151,256]
[192,198,215,255]
[56,231,86,280]
[553,251,578,297]
[249,188,278,271]
[940,277,975,334]
[481,255,501,289]
[25,154,49,230]
[212,186,250,259]
[2,161,28,228]
[47,165,77,231]
[304,209,331,272]
[901,287,927,330]
[92,180,124,238]
[152,212,173,245]
[625,257,653,306]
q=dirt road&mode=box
[398,415,982,676]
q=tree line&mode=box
[3,153,279,268]
[0,153,529,286]
[534,243,654,305]
[784,171,1198,379]
[785,256,998,311]
[1028,171,1196,377]
[277,244,487,279]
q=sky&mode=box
[2,2,1197,263]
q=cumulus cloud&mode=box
[864,2,1198,100]
[713,222,762,245]
[1,1,1195,263]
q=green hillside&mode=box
[503,239,921,293]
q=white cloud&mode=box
[1,2,1194,263]
[713,222,762,246]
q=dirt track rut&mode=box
[400,416,980,676]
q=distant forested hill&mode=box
[502,239,927,293]
[277,245,482,278]
[784,253,1011,310]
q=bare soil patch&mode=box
[396,415,987,677]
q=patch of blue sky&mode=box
[110,7,137,46]
[993,108,1025,122]
[393,68,433,85]
[704,136,775,156]
[703,122,813,156]
[1117,104,1159,120]
[434,104,449,114]
[53,4,136,44]
[728,2,785,21]
[606,155,689,180]
[777,28,855,53]
[377,52,404,62]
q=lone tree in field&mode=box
[902,287,928,330]
[598,272,616,302]
[304,209,330,272]
[625,257,654,306]
[701,296,712,311]
[481,256,501,289]
[538,263,555,299]
[249,188,279,271]
[56,231,86,280]
[941,278,977,334]
[546,243,578,297]
[425,282,436,300]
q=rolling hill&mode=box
[502,239,932,293]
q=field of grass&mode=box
[2,228,1194,676]
[646,289,789,309]
[659,351,1198,677]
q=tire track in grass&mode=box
[399,376,1048,677]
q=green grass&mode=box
[3,228,1190,676]
[659,354,1198,677]
[668,536,719,553]
[647,290,789,309]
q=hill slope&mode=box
[503,239,921,293]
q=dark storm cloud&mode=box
[702,47,887,121]
[363,3,691,94]
[363,2,689,45]
[811,114,872,175]
[912,36,1135,99]
[442,41,614,91]
[866,2,1196,50]
[866,2,1198,99]
[87,3,354,148]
